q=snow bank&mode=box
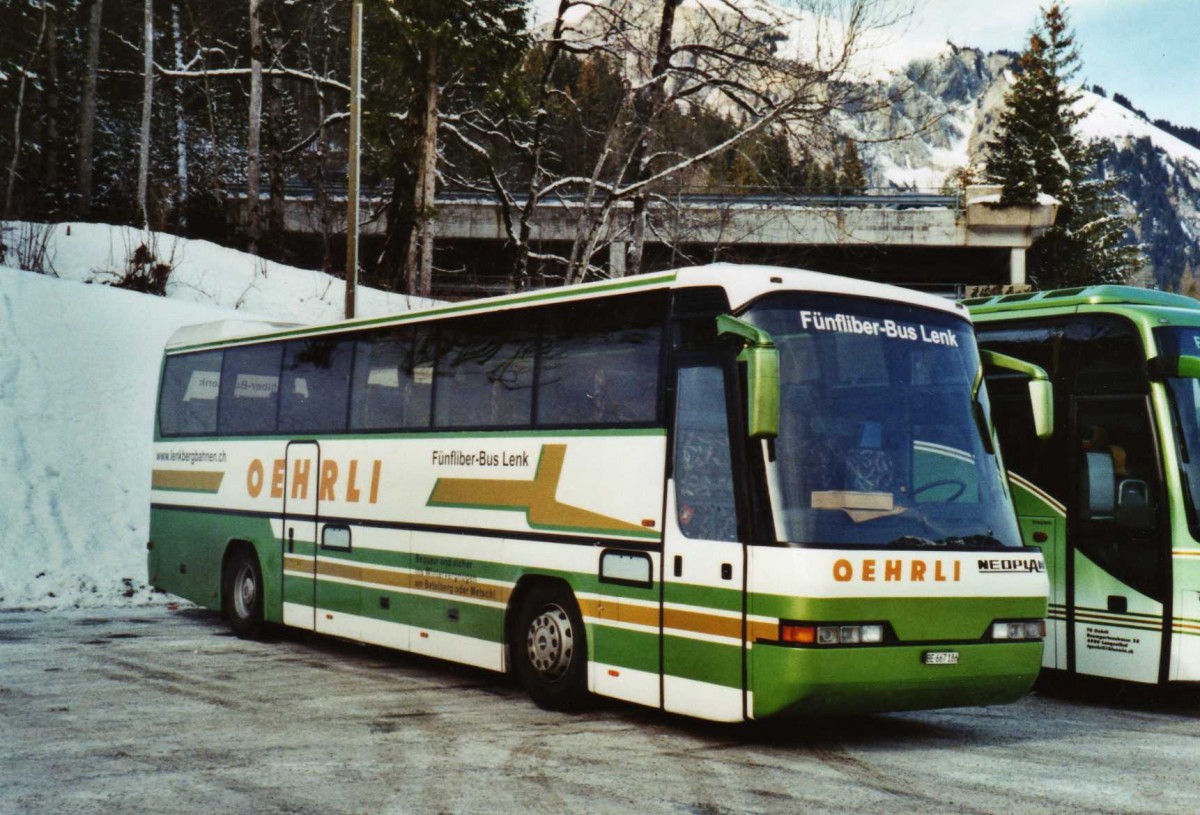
[0,268,239,608]
[0,224,438,610]
[12,221,438,322]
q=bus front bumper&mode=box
[751,640,1043,718]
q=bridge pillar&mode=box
[609,241,627,278]
[1010,247,1027,287]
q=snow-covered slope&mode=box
[0,226,436,610]
[16,221,435,322]
[0,269,237,608]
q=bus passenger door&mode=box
[1070,397,1168,683]
[282,441,320,632]
[662,362,747,722]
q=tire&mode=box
[223,546,265,639]
[512,583,589,711]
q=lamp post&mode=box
[344,0,363,319]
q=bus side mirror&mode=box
[1028,379,1054,440]
[1149,355,1200,379]
[980,350,1054,440]
[716,314,779,439]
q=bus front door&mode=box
[1070,397,1168,683]
[662,363,747,722]
[282,441,320,632]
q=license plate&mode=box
[923,651,959,666]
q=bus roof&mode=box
[165,318,304,349]
[165,264,966,353]
[963,284,1200,316]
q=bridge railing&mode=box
[239,181,962,211]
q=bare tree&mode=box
[448,0,914,287]
[137,0,154,227]
[76,0,104,216]
[247,0,264,255]
[404,37,439,297]
[171,0,188,225]
[4,1,49,217]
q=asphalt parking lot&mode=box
[2,606,1198,815]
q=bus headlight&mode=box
[778,622,894,645]
[991,620,1045,641]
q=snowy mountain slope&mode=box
[852,47,1200,287]
[546,2,1199,285]
[0,226,438,610]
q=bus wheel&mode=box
[513,584,588,711]
[223,547,264,639]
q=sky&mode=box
[903,0,1200,129]
[531,0,1200,130]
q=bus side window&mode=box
[434,316,535,429]
[218,343,282,435]
[159,350,223,436]
[279,337,353,433]
[350,328,433,431]
[1075,399,1163,601]
[674,365,737,542]
[537,296,662,427]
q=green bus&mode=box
[969,284,1200,685]
[149,264,1048,722]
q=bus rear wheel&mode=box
[223,547,264,639]
[512,584,588,711]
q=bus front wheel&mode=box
[223,546,264,639]
[512,584,588,711]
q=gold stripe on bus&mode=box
[428,444,653,537]
[663,606,744,641]
[1072,612,1163,631]
[151,469,225,493]
[578,598,660,629]
[1172,550,1200,559]
[1074,604,1163,621]
[580,598,778,643]
[291,557,777,643]
[285,556,512,605]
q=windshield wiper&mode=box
[942,534,1008,549]
[884,535,941,548]
[884,534,1009,550]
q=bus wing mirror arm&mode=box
[979,350,1054,440]
[1149,355,1200,380]
[716,315,780,440]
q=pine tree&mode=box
[837,140,867,193]
[985,4,1143,287]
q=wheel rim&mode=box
[232,562,257,619]
[526,603,574,682]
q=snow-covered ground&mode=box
[0,224,435,610]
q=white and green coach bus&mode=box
[968,285,1200,686]
[150,264,1049,722]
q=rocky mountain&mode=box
[852,45,1200,289]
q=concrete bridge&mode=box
[249,185,1057,295]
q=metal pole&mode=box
[344,0,363,319]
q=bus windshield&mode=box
[744,293,1021,549]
